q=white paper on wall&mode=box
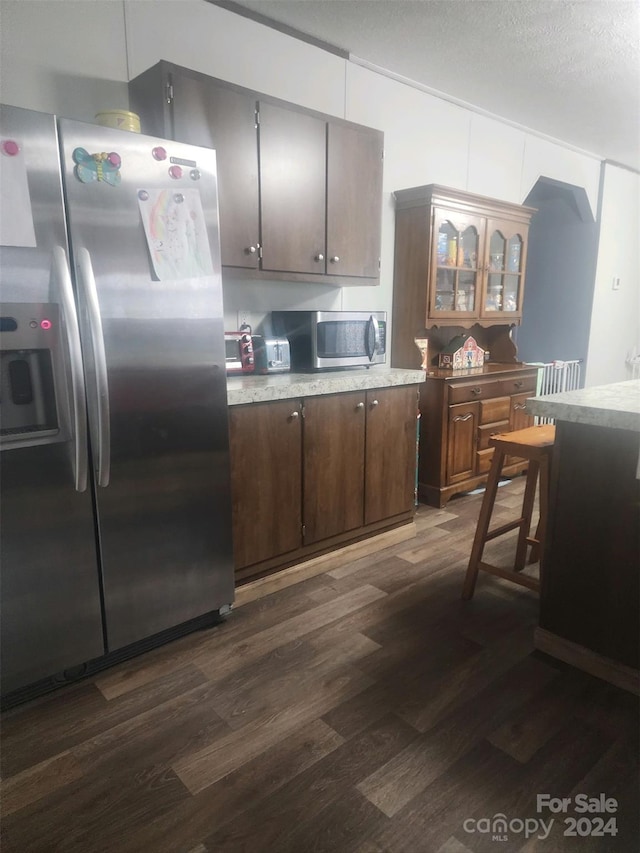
[0,141,37,248]
[137,188,213,281]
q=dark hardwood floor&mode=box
[1,478,638,852]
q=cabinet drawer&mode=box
[499,373,537,396]
[449,380,502,404]
[478,420,510,450]
[479,397,510,425]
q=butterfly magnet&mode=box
[72,148,122,186]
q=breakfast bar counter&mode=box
[527,380,640,693]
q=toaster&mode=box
[251,336,291,374]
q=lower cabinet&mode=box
[229,385,419,581]
[420,366,538,507]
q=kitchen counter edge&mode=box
[227,368,426,405]
[527,379,640,432]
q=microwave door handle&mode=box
[366,314,380,361]
[52,245,88,493]
[76,247,111,487]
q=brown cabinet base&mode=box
[235,511,414,585]
[230,385,420,583]
[418,364,537,507]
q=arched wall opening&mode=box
[514,177,599,383]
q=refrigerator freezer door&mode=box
[0,105,104,695]
[58,119,234,650]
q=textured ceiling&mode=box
[225,0,640,170]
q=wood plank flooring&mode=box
[1,478,638,852]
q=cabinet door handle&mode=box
[315,253,324,262]
[355,402,364,410]
[471,386,482,395]
[330,256,340,264]
[289,411,299,419]
[246,245,258,254]
[370,399,379,408]
[453,413,474,422]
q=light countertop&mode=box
[227,367,425,405]
[527,379,640,432]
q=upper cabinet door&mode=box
[258,102,326,275]
[327,122,383,278]
[170,74,260,269]
[480,217,529,320]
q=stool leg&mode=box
[529,454,550,568]
[462,449,505,600]
[514,459,539,572]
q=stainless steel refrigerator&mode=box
[0,104,234,700]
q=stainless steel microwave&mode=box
[272,311,386,370]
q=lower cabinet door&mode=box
[364,386,418,524]
[303,391,365,544]
[510,392,534,431]
[229,400,302,569]
[446,402,479,484]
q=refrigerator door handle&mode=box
[52,245,89,493]
[76,247,111,487]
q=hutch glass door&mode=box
[430,212,482,321]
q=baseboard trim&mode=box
[235,521,417,607]
[534,627,640,696]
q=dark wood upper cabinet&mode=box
[129,65,260,270]
[327,122,383,279]
[129,61,384,285]
[258,102,326,275]
[170,74,260,270]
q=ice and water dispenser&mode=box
[0,303,68,446]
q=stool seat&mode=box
[462,424,555,599]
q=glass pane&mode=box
[489,231,506,272]
[460,226,479,269]
[503,274,519,311]
[458,271,476,311]
[507,236,522,273]
[436,221,457,266]
[435,268,454,310]
[437,221,479,268]
[485,273,503,311]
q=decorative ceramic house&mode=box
[438,334,485,370]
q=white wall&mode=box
[585,164,640,387]
[0,0,129,120]
[0,0,635,371]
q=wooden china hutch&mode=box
[391,184,538,507]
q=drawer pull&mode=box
[513,403,528,411]
[514,380,524,389]
[453,413,474,422]
[471,386,482,395]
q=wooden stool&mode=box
[462,424,555,599]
